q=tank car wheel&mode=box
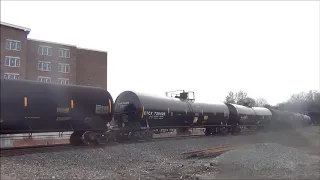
[219,127,228,136]
[128,131,140,142]
[231,125,241,135]
[94,135,108,145]
[143,130,154,141]
[101,131,112,143]
[82,131,95,145]
[115,132,129,142]
[211,128,217,136]
[70,132,83,146]
[204,128,211,136]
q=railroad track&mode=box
[0,130,256,157]
[0,135,203,157]
[181,144,247,159]
[0,144,74,157]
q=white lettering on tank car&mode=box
[56,117,71,121]
[118,102,129,105]
[117,102,130,109]
[240,115,248,120]
[95,105,109,114]
[84,117,93,123]
[144,111,166,120]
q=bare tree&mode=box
[238,97,256,107]
[276,90,320,113]
[255,98,268,107]
[224,90,256,107]
[224,91,236,104]
[235,90,247,103]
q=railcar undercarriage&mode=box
[68,122,266,146]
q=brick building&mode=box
[0,22,108,89]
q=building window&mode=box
[58,63,70,73]
[37,76,51,83]
[4,56,20,67]
[38,45,52,56]
[4,73,20,80]
[38,61,52,71]
[59,48,70,58]
[5,39,21,51]
[58,78,69,84]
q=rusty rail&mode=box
[0,144,74,157]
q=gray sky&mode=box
[1,1,319,105]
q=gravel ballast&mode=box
[212,143,320,179]
[1,126,319,180]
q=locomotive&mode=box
[0,79,313,146]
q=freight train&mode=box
[0,79,313,146]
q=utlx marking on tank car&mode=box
[143,111,166,120]
[57,107,70,113]
[144,111,166,116]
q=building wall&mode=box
[76,48,108,89]
[1,23,108,89]
[0,25,28,80]
[26,39,77,84]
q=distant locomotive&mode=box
[0,79,313,146]
[0,79,113,145]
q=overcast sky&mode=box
[1,1,319,105]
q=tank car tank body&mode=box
[291,113,305,128]
[267,108,296,130]
[0,79,114,145]
[252,107,273,127]
[308,111,320,125]
[225,103,257,129]
[190,102,231,135]
[302,114,312,126]
[113,91,195,140]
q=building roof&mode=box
[77,47,108,53]
[28,38,77,47]
[1,21,107,53]
[0,21,31,32]
[28,38,107,53]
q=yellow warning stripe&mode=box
[108,99,112,113]
[24,97,28,107]
[141,106,145,119]
[70,99,74,108]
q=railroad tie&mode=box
[181,144,247,159]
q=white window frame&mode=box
[58,63,70,73]
[4,73,20,80]
[58,78,70,85]
[5,39,21,51]
[4,56,20,67]
[37,76,51,83]
[59,48,70,58]
[38,45,52,56]
[38,61,52,71]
